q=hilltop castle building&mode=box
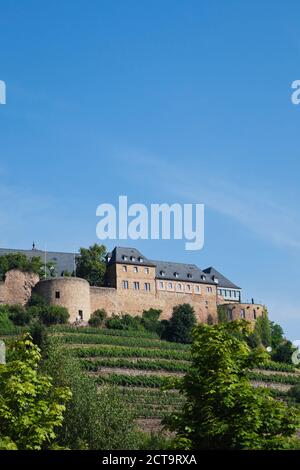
[0,246,264,324]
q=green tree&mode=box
[43,338,141,449]
[0,253,56,280]
[76,244,107,286]
[254,308,271,347]
[164,304,197,344]
[272,340,297,364]
[0,334,71,450]
[270,321,284,349]
[166,320,300,449]
[141,308,162,334]
[37,305,69,326]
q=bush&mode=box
[141,308,162,334]
[8,305,31,326]
[38,305,69,326]
[163,304,197,344]
[105,313,144,331]
[0,308,15,333]
[29,320,49,353]
[272,341,297,364]
[288,385,300,403]
[43,338,141,449]
[28,292,47,308]
[88,309,107,327]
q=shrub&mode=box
[8,305,31,326]
[163,304,197,344]
[0,308,15,333]
[29,320,49,353]
[28,292,47,308]
[288,385,300,403]
[272,341,297,364]
[88,309,107,327]
[105,313,144,331]
[43,338,141,449]
[38,305,69,326]
[141,308,162,334]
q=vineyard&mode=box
[1,325,300,435]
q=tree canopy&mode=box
[166,320,300,450]
[0,334,71,450]
[76,244,107,286]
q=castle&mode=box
[0,246,264,324]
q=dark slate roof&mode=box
[107,247,156,267]
[152,260,215,284]
[0,248,75,276]
[202,267,240,289]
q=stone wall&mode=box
[219,302,264,322]
[0,269,39,306]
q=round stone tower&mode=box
[35,277,91,323]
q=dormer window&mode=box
[139,257,144,263]
[160,270,166,276]
[174,272,179,278]
[131,256,136,262]
[201,275,206,281]
[187,273,192,279]
[122,255,128,261]
[212,276,219,284]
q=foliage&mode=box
[0,252,57,280]
[0,334,71,450]
[88,309,107,327]
[0,307,15,333]
[105,313,145,331]
[37,305,69,326]
[94,373,174,388]
[165,320,300,450]
[51,324,159,339]
[7,304,31,326]
[76,244,107,287]
[217,305,228,324]
[253,308,271,347]
[272,340,297,364]
[270,321,285,349]
[29,319,49,353]
[141,308,163,335]
[63,332,189,350]
[42,338,141,450]
[28,292,48,308]
[248,371,300,385]
[256,360,296,373]
[71,345,191,361]
[288,385,300,403]
[81,357,190,373]
[163,304,197,344]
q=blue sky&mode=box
[0,1,299,338]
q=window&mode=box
[133,266,138,273]
[240,309,246,319]
[226,290,229,297]
[122,255,128,261]
[205,300,209,306]
[253,310,257,320]
[195,285,200,293]
[177,283,182,290]
[206,286,212,293]
[186,284,191,291]
[168,282,173,289]
[160,270,166,276]
[133,282,140,290]
[78,310,83,320]
[139,257,144,263]
[159,281,164,289]
[55,291,60,299]
[144,267,149,274]
[187,273,192,279]
[201,275,206,281]
[122,280,129,289]
[144,283,151,292]
[122,265,127,272]
[174,272,179,278]
[131,256,136,262]
[227,309,233,321]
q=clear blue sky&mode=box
[0,1,299,338]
